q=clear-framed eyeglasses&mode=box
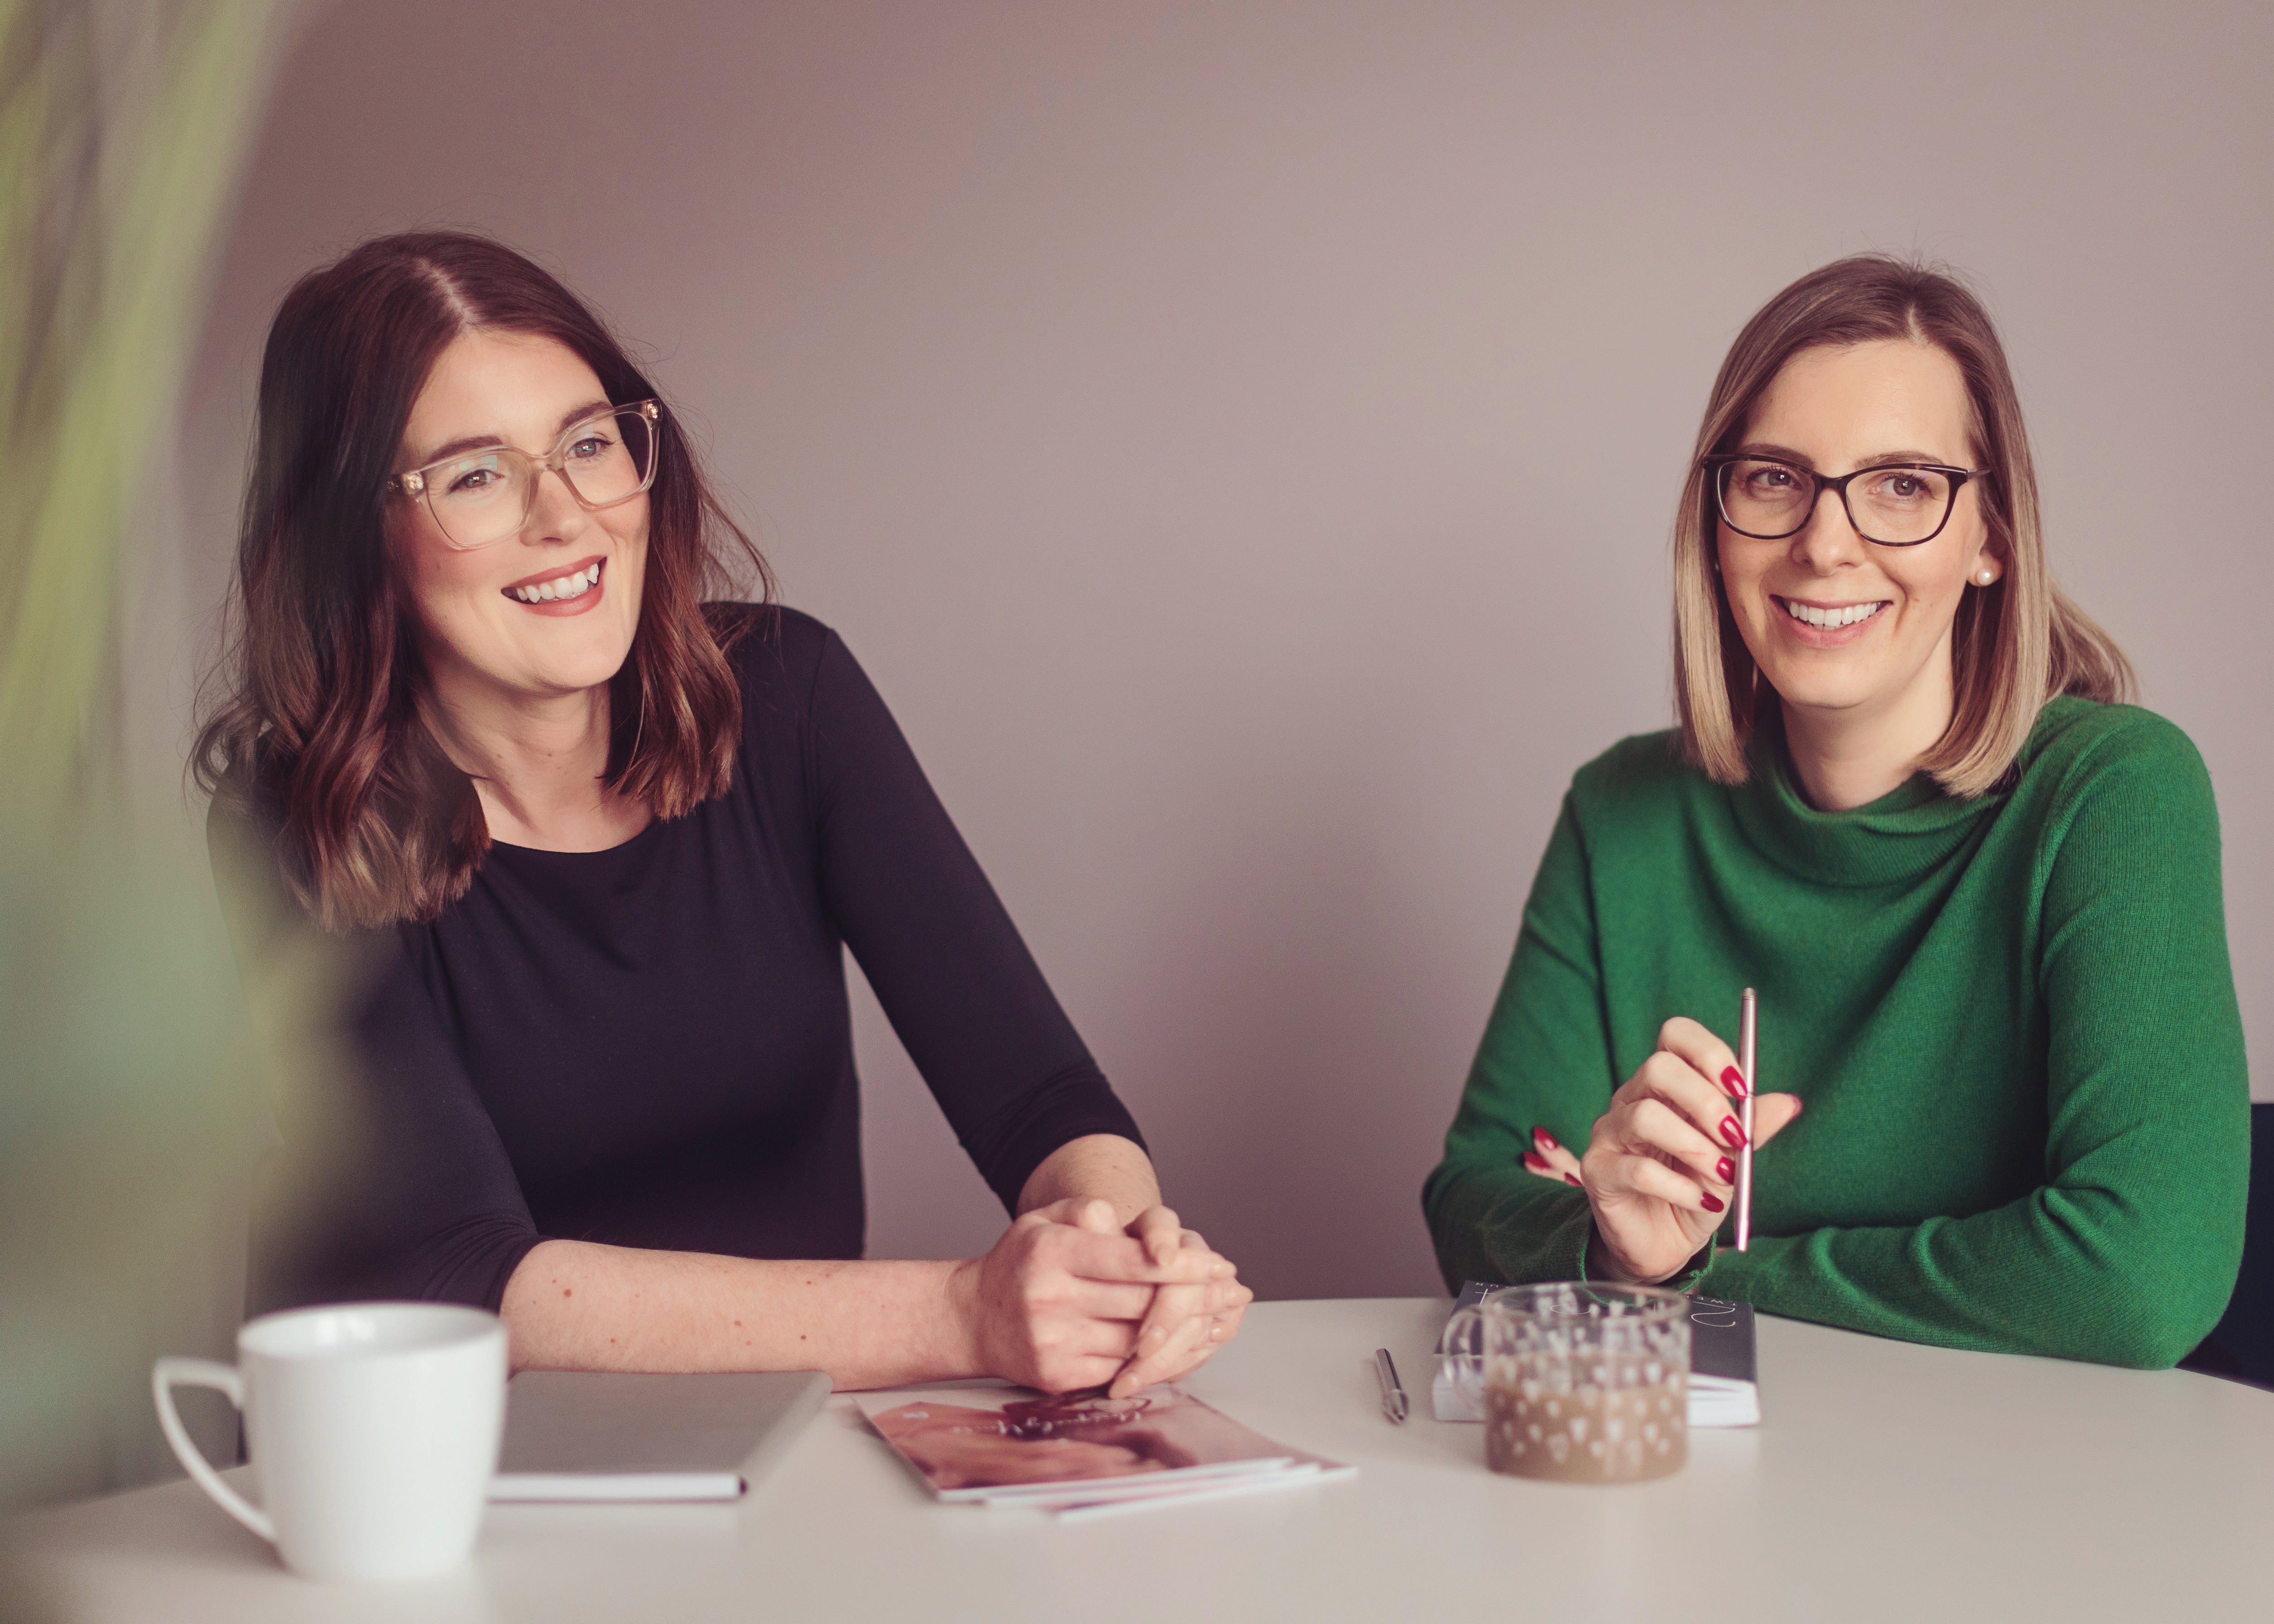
[1703,454,1990,547]
[388,399,663,550]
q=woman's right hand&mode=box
[949,1198,1242,1393]
[1522,1017,1802,1285]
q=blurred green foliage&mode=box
[0,829,263,1501]
[0,0,291,1567]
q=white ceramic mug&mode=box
[152,1302,507,1581]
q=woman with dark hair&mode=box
[198,231,1247,1393]
[1426,255,2248,1367]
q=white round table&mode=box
[16,1298,2273,1622]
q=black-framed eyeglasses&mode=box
[1703,454,1990,547]
[388,400,663,551]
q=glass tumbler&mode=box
[1441,1283,1691,1483]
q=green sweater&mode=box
[1424,697,2249,1369]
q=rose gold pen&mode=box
[1735,987,1757,1252]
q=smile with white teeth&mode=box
[507,561,603,604]
[1781,598,1887,630]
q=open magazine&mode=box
[1432,1281,1761,1427]
[854,1384,1354,1520]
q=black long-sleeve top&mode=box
[222,606,1143,1314]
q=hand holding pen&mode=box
[1519,1012,1802,1286]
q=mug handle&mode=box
[152,1357,275,1544]
[1440,1304,1486,1417]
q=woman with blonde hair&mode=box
[1425,255,2247,1366]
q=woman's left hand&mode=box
[1098,1204,1252,1397]
[1519,1017,1801,1282]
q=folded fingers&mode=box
[1608,1094,1737,1188]
[1625,1048,1751,1156]
[1111,1233,1251,1396]
[1586,1133,1728,1216]
[1522,1125,1586,1187]
[1126,1205,1185,1267]
[1058,1228,1229,1286]
[1158,1289,1253,1384]
[1656,1016,1751,1107]
[1110,1280,1253,1396]
[1065,1278,1161,1321]
[1109,1311,1208,1396]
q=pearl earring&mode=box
[1977,569,1995,585]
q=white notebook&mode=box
[851,1383,1354,1520]
[490,1369,831,1502]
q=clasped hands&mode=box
[950,1198,1252,1398]
[1522,1017,1803,1284]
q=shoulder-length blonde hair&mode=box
[1673,255,2131,796]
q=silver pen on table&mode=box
[1373,1348,1409,1424]
[1735,987,1758,1252]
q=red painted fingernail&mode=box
[1720,1066,1749,1098]
[1717,1156,1734,1182]
[1566,1173,1583,1188]
[1701,1192,1725,1213]
[1523,1151,1549,1172]
[1532,1126,1558,1151]
[1720,1116,1747,1149]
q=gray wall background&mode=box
[146,0,2271,1305]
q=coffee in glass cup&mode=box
[1441,1283,1690,1483]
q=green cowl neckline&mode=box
[1726,710,2006,891]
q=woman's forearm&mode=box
[1015,1132,1162,1221]
[1703,1187,2230,1370]
[501,1135,1190,1387]
[499,1242,982,1387]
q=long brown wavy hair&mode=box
[195,231,772,931]
[1672,255,2131,796]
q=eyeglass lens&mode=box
[1717,458,1956,545]
[424,408,657,549]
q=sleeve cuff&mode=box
[1579,1225,1716,1292]
[968,1067,1148,1213]
[1474,1185,1596,1285]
